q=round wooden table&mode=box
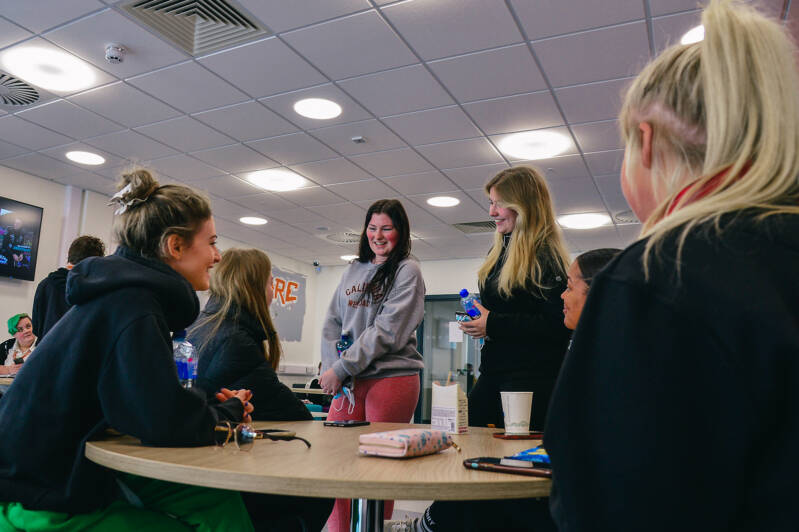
[86,421,550,531]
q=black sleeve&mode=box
[484,283,567,344]
[205,331,312,421]
[97,314,243,447]
[544,277,750,531]
[31,280,46,338]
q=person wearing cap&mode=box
[2,313,37,366]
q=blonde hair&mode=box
[477,166,570,296]
[112,170,212,260]
[191,248,282,371]
[620,0,799,275]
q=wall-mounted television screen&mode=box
[0,196,43,282]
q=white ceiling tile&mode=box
[616,224,642,245]
[40,141,127,168]
[275,186,346,207]
[427,44,546,103]
[268,208,330,225]
[571,120,623,153]
[418,234,475,253]
[0,0,103,33]
[0,116,73,150]
[325,178,397,201]
[92,164,129,180]
[463,187,489,206]
[44,9,188,78]
[17,100,123,139]
[349,148,434,177]
[198,37,328,99]
[562,225,622,252]
[233,191,299,214]
[247,132,338,165]
[134,116,235,152]
[556,78,632,125]
[68,82,182,128]
[410,221,470,239]
[84,130,178,160]
[338,64,454,117]
[380,170,457,195]
[236,0,370,33]
[1,153,82,179]
[512,0,645,40]
[208,195,248,220]
[532,22,650,87]
[192,175,262,199]
[127,61,249,114]
[382,0,522,61]
[547,177,606,214]
[54,170,116,196]
[0,139,29,160]
[290,157,373,185]
[594,174,623,201]
[192,101,297,142]
[416,138,504,169]
[383,106,481,146]
[281,11,417,80]
[463,91,563,135]
[516,153,590,180]
[489,126,579,160]
[149,155,225,180]
[260,83,371,129]
[309,119,406,155]
[406,190,488,223]
[584,149,625,176]
[387,200,441,226]
[306,203,367,226]
[651,11,702,52]
[191,144,279,174]
[649,0,705,16]
[0,17,33,49]
[443,163,509,189]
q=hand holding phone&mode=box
[324,420,371,427]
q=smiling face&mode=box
[165,217,221,291]
[488,187,518,235]
[13,317,34,347]
[561,261,590,330]
[366,213,399,264]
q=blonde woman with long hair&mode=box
[460,166,571,432]
[544,1,799,529]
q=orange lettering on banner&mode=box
[274,277,286,305]
[285,281,298,303]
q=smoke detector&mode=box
[105,44,126,64]
[0,73,39,106]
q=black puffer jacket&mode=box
[32,267,69,338]
[189,297,312,421]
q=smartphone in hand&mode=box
[324,420,371,427]
[455,311,471,322]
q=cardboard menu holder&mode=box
[431,382,469,434]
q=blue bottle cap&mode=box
[467,309,480,318]
[459,288,469,297]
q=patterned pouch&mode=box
[358,428,459,458]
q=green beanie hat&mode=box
[7,313,29,336]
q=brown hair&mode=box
[112,169,212,260]
[356,199,412,303]
[67,235,105,264]
[192,248,282,371]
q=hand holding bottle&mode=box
[459,301,489,338]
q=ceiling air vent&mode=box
[122,0,270,56]
[0,73,38,106]
[323,232,361,244]
[614,210,639,224]
[452,220,496,234]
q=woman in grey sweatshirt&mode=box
[319,199,425,532]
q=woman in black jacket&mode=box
[189,248,311,421]
[459,166,571,431]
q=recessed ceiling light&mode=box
[246,169,307,192]
[426,196,460,207]
[497,130,572,160]
[558,213,612,230]
[65,151,105,165]
[1,47,96,92]
[240,216,267,225]
[293,98,342,120]
[340,255,358,261]
[681,25,704,45]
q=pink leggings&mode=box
[325,374,420,532]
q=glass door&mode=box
[414,295,481,423]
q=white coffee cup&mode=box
[500,391,533,434]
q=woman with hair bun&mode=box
[0,170,260,530]
[545,1,799,529]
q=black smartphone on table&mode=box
[324,420,371,427]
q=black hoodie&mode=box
[32,267,69,339]
[0,246,243,513]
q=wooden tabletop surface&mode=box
[0,377,14,386]
[86,421,551,500]
[291,388,330,395]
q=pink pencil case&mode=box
[358,429,458,458]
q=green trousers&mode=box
[0,474,254,532]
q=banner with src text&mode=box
[270,266,307,342]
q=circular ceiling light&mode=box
[558,213,612,230]
[426,196,460,207]
[681,25,704,45]
[246,169,307,192]
[340,255,358,261]
[65,150,105,165]
[240,216,267,225]
[293,98,342,120]
[497,130,572,160]
[1,47,96,92]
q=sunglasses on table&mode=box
[213,421,311,450]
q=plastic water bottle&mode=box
[173,330,197,389]
[459,289,481,319]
